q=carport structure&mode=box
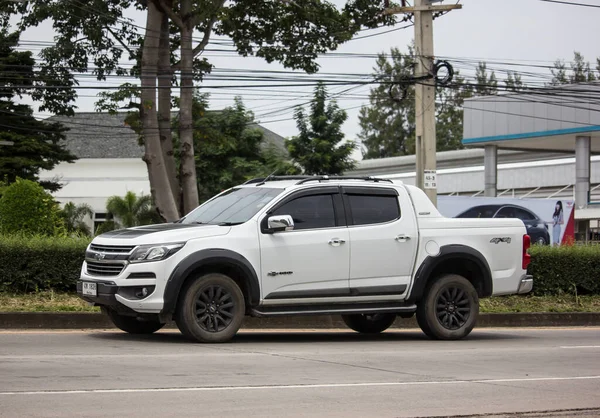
[462,82,600,236]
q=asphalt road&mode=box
[0,328,599,418]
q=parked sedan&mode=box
[455,204,550,245]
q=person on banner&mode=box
[552,201,564,246]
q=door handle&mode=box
[395,235,411,242]
[328,238,346,247]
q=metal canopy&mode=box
[462,82,600,153]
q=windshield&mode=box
[181,187,283,225]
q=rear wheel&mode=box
[416,274,479,340]
[175,273,245,343]
[341,313,396,334]
[104,308,165,334]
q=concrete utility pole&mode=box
[384,0,461,206]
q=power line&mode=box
[538,0,600,8]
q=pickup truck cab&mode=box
[78,176,533,343]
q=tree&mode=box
[179,93,298,203]
[13,0,396,222]
[286,82,355,175]
[475,62,498,96]
[0,178,64,236]
[0,30,76,191]
[60,202,94,236]
[505,71,525,92]
[105,191,158,229]
[551,52,597,85]
[358,45,472,159]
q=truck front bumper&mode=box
[76,280,159,317]
[517,275,534,294]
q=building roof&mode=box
[48,112,287,159]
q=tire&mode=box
[104,308,165,334]
[341,313,396,334]
[175,273,245,343]
[416,274,479,340]
[535,236,547,246]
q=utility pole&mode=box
[384,0,461,206]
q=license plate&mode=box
[82,282,97,297]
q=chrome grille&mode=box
[86,261,126,277]
[89,244,135,254]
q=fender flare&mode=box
[161,249,260,317]
[408,244,493,302]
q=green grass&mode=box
[0,291,599,314]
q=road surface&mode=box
[0,327,599,417]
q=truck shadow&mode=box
[88,329,533,345]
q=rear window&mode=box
[347,194,400,226]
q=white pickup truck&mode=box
[78,176,533,343]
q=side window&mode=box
[514,208,536,221]
[347,194,400,226]
[496,207,515,218]
[271,194,336,230]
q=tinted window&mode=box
[457,206,498,218]
[514,208,536,221]
[272,194,336,230]
[182,187,282,225]
[347,194,400,225]
[496,207,516,218]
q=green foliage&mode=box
[286,82,355,175]
[475,62,498,95]
[0,234,91,293]
[105,191,159,229]
[60,202,93,237]
[359,45,472,159]
[0,29,76,191]
[551,52,597,85]
[0,179,64,236]
[178,93,298,203]
[528,245,600,296]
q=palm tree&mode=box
[105,192,158,229]
[60,202,94,236]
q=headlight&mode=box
[129,243,185,263]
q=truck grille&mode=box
[86,261,126,277]
[89,244,135,254]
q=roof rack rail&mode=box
[243,176,312,185]
[295,176,394,185]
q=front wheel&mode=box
[341,313,396,334]
[175,273,245,343]
[104,308,165,334]
[416,274,479,340]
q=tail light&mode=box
[522,234,531,270]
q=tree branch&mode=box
[150,0,184,29]
[192,0,225,57]
[105,26,134,56]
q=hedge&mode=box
[0,235,91,293]
[0,235,599,295]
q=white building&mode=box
[39,112,286,232]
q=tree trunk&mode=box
[157,7,180,215]
[140,2,179,222]
[179,0,200,214]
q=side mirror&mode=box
[267,215,294,233]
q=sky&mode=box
[15,0,600,160]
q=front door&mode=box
[258,188,350,302]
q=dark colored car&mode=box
[455,204,550,245]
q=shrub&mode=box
[0,234,90,293]
[528,244,600,296]
[0,179,64,236]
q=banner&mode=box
[437,196,575,246]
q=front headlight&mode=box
[129,243,185,263]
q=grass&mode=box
[0,291,599,313]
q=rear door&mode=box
[342,185,418,297]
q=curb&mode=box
[1,312,600,330]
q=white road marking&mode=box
[560,346,600,349]
[1,376,599,396]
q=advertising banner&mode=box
[437,196,575,246]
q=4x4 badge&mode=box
[490,237,511,244]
